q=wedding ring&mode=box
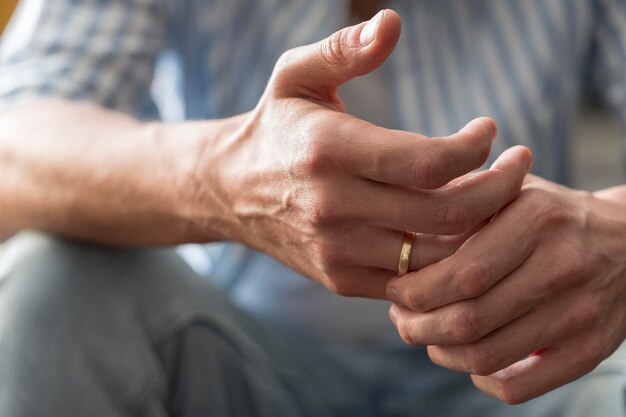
[397,231,416,277]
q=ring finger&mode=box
[341,225,484,273]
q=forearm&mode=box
[0,99,238,245]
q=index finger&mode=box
[343,117,497,189]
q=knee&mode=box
[0,231,227,337]
[0,232,143,333]
[0,232,178,414]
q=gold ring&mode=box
[397,231,416,277]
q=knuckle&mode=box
[319,31,350,68]
[404,290,428,312]
[412,150,446,189]
[311,240,345,268]
[465,344,499,376]
[271,48,300,87]
[484,377,530,405]
[563,251,590,279]
[326,276,359,297]
[571,246,601,282]
[525,192,571,231]
[305,192,339,227]
[556,295,604,336]
[571,296,604,328]
[579,249,603,278]
[579,331,609,370]
[544,254,592,293]
[301,131,334,175]
[437,201,469,234]
[274,49,294,72]
[445,303,482,343]
[498,384,531,405]
[541,204,572,230]
[396,317,418,346]
[518,188,548,213]
[578,295,604,327]
[426,346,442,365]
[542,268,566,294]
[452,262,490,299]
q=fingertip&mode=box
[490,145,532,172]
[365,9,402,59]
[518,146,533,173]
[379,9,402,45]
[460,117,498,142]
[476,116,497,136]
[355,9,401,47]
[348,9,402,77]
[383,8,402,22]
[355,9,401,45]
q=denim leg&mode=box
[0,232,362,417]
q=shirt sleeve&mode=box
[590,0,626,130]
[0,0,174,117]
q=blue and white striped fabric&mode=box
[1,0,626,346]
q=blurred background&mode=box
[0,1,623,191]
[573,103,625,190]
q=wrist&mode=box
[141,120,202,242]
[156,113,250,243]
[588,188,626,261]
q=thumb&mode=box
[270,9,401,105]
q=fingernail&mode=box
[359,10,384,46]
[388,303,398,322]
[387,287,403,305]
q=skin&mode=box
[387,175,626,403]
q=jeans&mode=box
[0,232,624,417]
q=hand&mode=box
[189,10,532,298]
[387,174,626,403]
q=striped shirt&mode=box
[1,0,626,346]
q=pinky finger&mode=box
[471,333,607,405]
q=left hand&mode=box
[386,174,626,404]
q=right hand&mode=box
[189,9,532,298]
